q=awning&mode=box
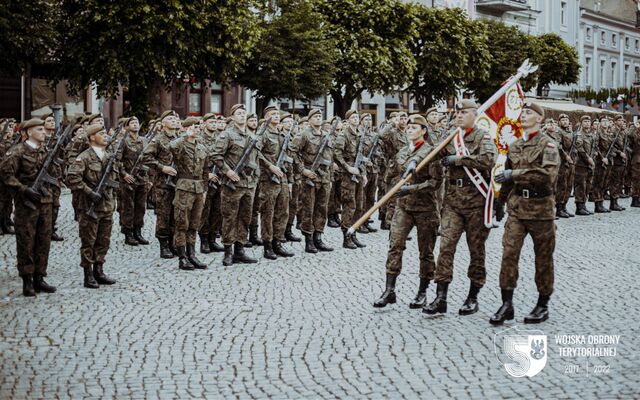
[524,97,625,124]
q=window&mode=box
[561,2,567,26]
[636,66,640,83]
[636,39,640,52]
[586,27,592,41]
[210,82,223,114]
[585,57,591,86]
[625,37,630,50]
[611,61,617,87]
[624,64,630,85]
[188,82,202,116]
[612,34,617,47]
[600,60,606,86]
[601,31,606,45]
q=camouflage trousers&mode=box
[250,181,261,228]
[259,179,290,242]
[609,164,626,199]
[198,187,221,236]
[0,183,13,225]
[328,172,342,216]
[555,163,574,204]
[154,186,175,239]
[220,185,255,245]
[14,201,52,277]
[632,163,640,196]
[299,180,330,234]
[384,175,401,225]
[363,171,378,212]
[500,216,555,296]
[173,189,205,247]
[288,178,300,226]
[340,174,364,229]
[120,183,149,230]
[573,166,593,203]
[386,207,439,280]
[592,163,612,202]
[78,211,113,268]
[377,166,387,221]
[435,205,491,287]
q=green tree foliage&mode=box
[237,0,337,114]
[406,6,490,110]
[533,33,580,96]
[314,0,416,117]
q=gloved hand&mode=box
[88,191,102,203]
[22,186,41,203]
[441,155,461,167]
[495,169,513,183]
[397,184,413,197]
[402,159,417,179]
[493,199,505,222]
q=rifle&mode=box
[604,129,622,159]
[105,124,123,152]
[270,121,297,184]
[622,128,631,165]
[350,125,369,183]
[224,117,272,191]
[165,161,177,188]
[24,123,74,210]
[305,118,339,187]
[123,135,152,191]
[568,130,579,158]
[11,130,22,147]
[588,133,598,171]
[86,130,129,219]
[208,165,220,190]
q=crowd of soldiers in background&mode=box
[0,104,638,302]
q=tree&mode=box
[406,5,490,110]
[314,0,417,117]
[466,19,537,103]
[237,0,338,114]
[533,33,580,96]
[55,0,261,119]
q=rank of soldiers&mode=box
[0,100,638,327]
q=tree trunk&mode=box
[536,82,543,97]
[24,62,32,119]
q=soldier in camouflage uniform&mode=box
[361,113,379,233]
[142,110,180,258]
[0,118,17,235]
[608,115,628,211]
[593,117,615,213]
[197,113,224,254]
[555,114,579,218]
[327,119,343,229]
[424,100,497,317]
[490,102,560,325]
[289,108,334,254]
[66,125,118,289]
[378,112,408,230]
[42,113,65,242]
[629,123,640,208]
[245,113,263,247]
[374,114,443,309]
[0,118,57,296]
[212,104,260,266]
[283,113,302,242]
[256,106,295,260]
[573,116,596,215]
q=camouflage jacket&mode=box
[119,133,148,186]
[142,129,178,189]
[290,126,333,184]
[333,125,366,177]
[396,141,443,213]
[257,126,293,184]
[66,147,119,213]
[0,141,54,204]
[169,136,209,194]
[212,124,259,189]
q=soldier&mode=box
[608,115,628,211]
[212,104,260,266]
[379,112,408,230]
[376,112,396,229]
[373,114,443,309]
[198,113,224,254]
[573,116,596,215]
[490,102,559,325]
[168,118,209,270]
[118,116,150,246]
[334,110,367,249]
[423,99,497,316]
[282,113,303,242]
[256,105,295,260]
[556,113,579,218]
[244,112,262,247]
[42,113,65,242]
[593,117,614,213]
[630,122,640,207]
[0,118,57,296]
[142,110,180,258]
[289,108,334,253]
[361,113,379,233]
[326,118,343,229]
[424,107,441,141]
[66,124,118,289]
[0,118,17,235]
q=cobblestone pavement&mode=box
[0,192,638,399]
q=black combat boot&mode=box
[263,241,278,260]
[313,232,333,252]
[233,242,258,264]
[249,225,263,247]
[365,222,378,233]
[351,232,366,248]
[133,228,149,245]
[524,294,550,324]
[575,202,590,216]
[209,235,225,252]
[124,229,139,246]
[604,191,610,200]
[50,207,63,241]
[33,275,57,293]
[200,234,211,254]
[285,224,302,242]
[563,203,574,217]
[409,278,429,309]
[489,289,514,325]
[631,196,640,208]
[556,204,570,218]
[178,246,194,271]
[22,274,36,297]
[327,214,340,228]
[342,228,357,249]
[1,217,14,234]
[187,243,207,269]
[423,282,449,315]
[373,274,397,308]
[222,245,234,266]
[158,237,174,259]
[621,186,631,198]
[459,283,481,315]
[83,266,99,289]
[594,201,609,213]
[610,198,625,211]
[334,214,342,226]
[168,236,179,256]
[357,225,370,234]
[304,233,318,254]
[93,264,116,284]
[273,240,294,257]
[588,193,594,202]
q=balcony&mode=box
[475,0,530,14]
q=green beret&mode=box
[21,118,45,131]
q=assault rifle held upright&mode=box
[305,118,339,187]
[350,125,369,183]
[270,121,296,184]
[225,117,272,191]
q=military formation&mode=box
[0,102,639,325]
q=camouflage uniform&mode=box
[574,129,596,206]
[592,128,614,204]
[378,124,408,226]
[333,125,366,231]
[630,128,640,205]
[198,128,223,250]
[362,130,380,214]
[119,132,149,234]
[609,125,628,207]
[557,126,580,215]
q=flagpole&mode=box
[347,59,538,235]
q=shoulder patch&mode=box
[546,143,556,148]
[219,134,226,139]
[150,139,157,143]
[75,157,82,162]
[5,151,11,156]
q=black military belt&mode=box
[448,178,475,188]
[514,187,553,199]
